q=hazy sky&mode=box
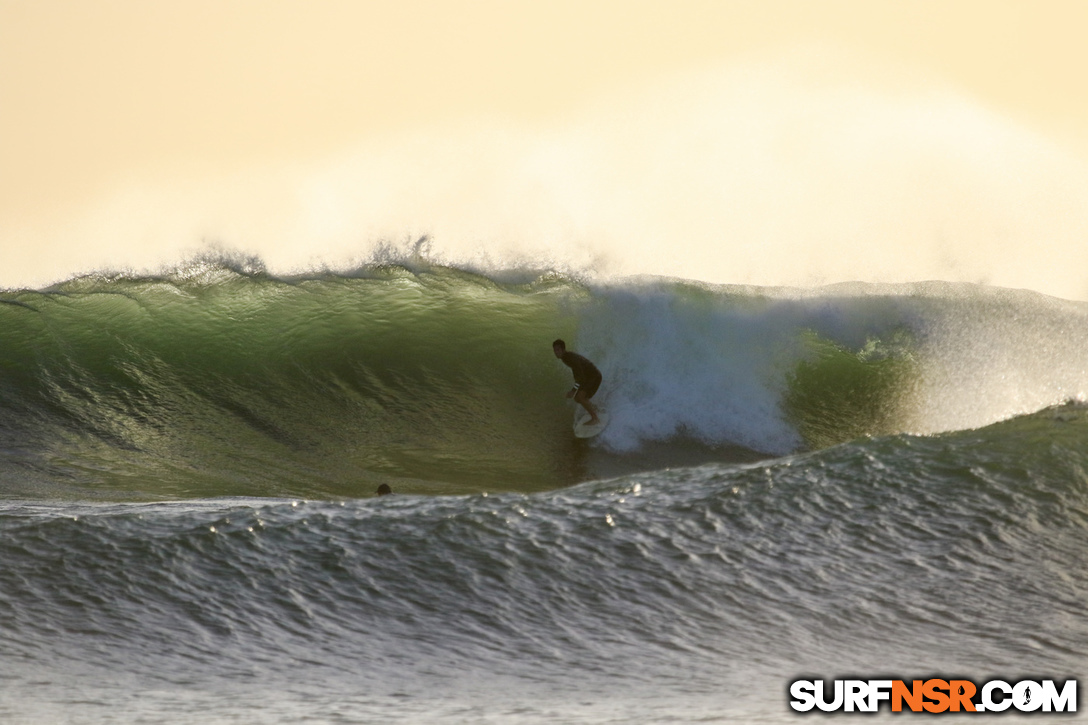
[4,0,1087,218]
[2,2,1088,296]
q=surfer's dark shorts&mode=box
[578,373,602,399]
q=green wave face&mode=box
[0,266,586,499]
[784,330,917,449]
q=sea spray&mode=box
[7,58,1088,300]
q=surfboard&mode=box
[573,410,610,438]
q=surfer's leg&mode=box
[574,389,600,424]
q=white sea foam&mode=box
[576,283,805,454]
[573,280,1088,453]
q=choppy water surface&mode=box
[1,265,1086,722]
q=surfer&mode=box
[552,339,602,425]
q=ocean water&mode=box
[1,261,1086,723]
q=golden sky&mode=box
[3,0,1088,222]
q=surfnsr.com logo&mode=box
[789,678,1077,713]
